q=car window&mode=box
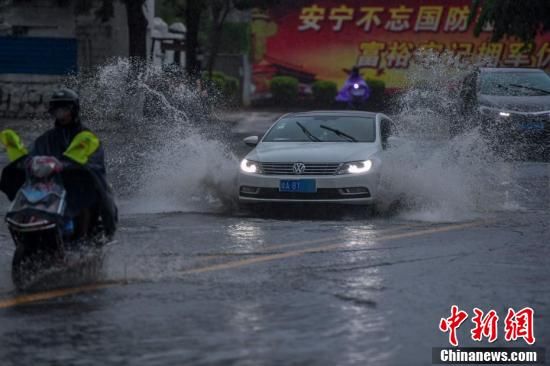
[263,116,376,142]
[479,71,550,96]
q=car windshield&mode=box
[479,71,550,96]
[263,116,376,142]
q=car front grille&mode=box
[483,112,550,144]
[259,162,341,176]
[240,188,371,200]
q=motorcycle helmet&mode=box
[48,88,80,115]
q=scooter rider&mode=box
[335,66,371,107]
[31,88,116,238]
[33,88,104,169]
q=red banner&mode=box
[250,0,550,97]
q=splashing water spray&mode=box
[66,59,239,215]
[64,55,531,223]
[377,50,530,222]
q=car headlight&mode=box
[240,159,261,174]
[338,160,373,174]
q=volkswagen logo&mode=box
[293,162,306,175]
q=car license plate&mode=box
[279,179,316,193]
[520,122,544,131]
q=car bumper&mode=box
[481,114,550,144]
[238,172,379,205]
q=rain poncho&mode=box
[1,120,117,236]
[32,120,106,173]
[335,75,371,103]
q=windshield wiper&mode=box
[296,121,321,142]
[494,83,515,92]
[508,83,550,95]
[319,125,357,142]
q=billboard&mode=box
[250,0,550,97]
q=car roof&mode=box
[283,110,380,118]
[479,67,545,73]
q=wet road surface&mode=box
[0,116,549,365]
[1,203,549,365]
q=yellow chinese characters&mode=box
[384,5,414,32]
[414,6,444,32]
[298,5,325,31]
[355,7,383,32]
[444,6,470,32]
[357,41,386,68]
[329,5,354,31]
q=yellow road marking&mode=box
[257,224,419,252]
[182,221,487,275]
[197,222,429,259]
[0,220,489,309]
[0,282,120,309]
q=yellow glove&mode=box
[63,131,100,165]
[0,129,28,162]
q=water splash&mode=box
[378,50,527,222]
[67,59,238,214]
[64,55,533,221]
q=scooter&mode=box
[347,81,370,110]
[0,130,116,289]
[335,69,371,110]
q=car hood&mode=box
[478,94,550,113]
[247,142,380,163]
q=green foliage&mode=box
[197,18,249,54]
[270,76,299,104]
[312,80,337,106]
[158,0,186,25]
[223,74,240,97]
[208,71,225,88]
[366,78,385,94]
[470,0,550,44]
[204,71,240,102]
[365,78,386,110]
[219,22,250,53]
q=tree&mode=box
[203,0,305,76]
[470,0,550,44]
[96,0,148,59]
[158,0,294,77]
[123,0,147,59]
[203,0,282,76]
[205,0,232,77]
[158,0,203,76]
[185,0,203,76]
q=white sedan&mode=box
[238,111,396,205]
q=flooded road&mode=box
[0,160,548,365]
[0,57,548,364]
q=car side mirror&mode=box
[243,136,259,147]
